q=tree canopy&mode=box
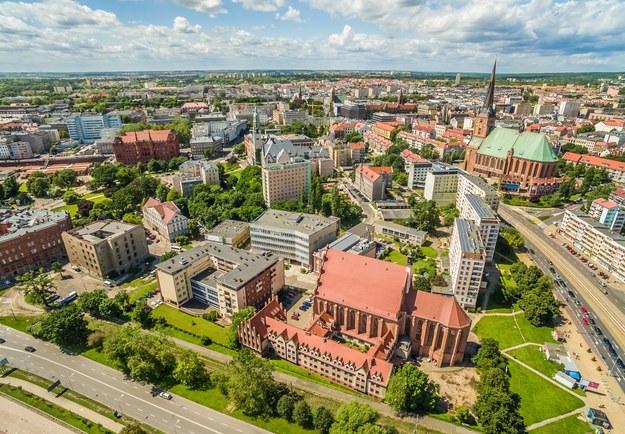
[385,363,439,413]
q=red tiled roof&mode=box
[405,291,471,329]
[592,198,618,209]
[119,129,173,144]
[373,122,396,132]
[401,149,429,164]
[369,166,393,175]
[356,165,380,182]
[562,152,625,172]
[142,197,182,224]
[316,250,407,319]
[348,142,366,149]
[612,188,625,198]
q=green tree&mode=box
[51,261,63,279]
[472,338,507,373]
[409,200,440,232]
[313,406,335,434]
[160,251,178,262]
[277,394,296,421]
[78,289,108,317]
[17,268,56,307]
[385,364,439,413]
[577,124,595,134]
[227,306,256,348]
[187,219,201,239]
[473,383,524,434]
[203,148,214,159]
[293,400,313,428]
[173,349,210,389]
[32,304,89,346]
[233,143,246,157]
[330,401,380,434]
[156,183,170,203]
[519,283,560,327]
[89,163,119,189]
[26,173,50,197]
[413,275,431,292]
[113,291,131,311]
[175,235,190,246]
[63,190,80,205]
[3,176,19,197]
[499,226,525,251]
[119,422,149,434]
[132,298,153,327]
[52,169,78,190]
[122,213,143,225]
[77,199,95,217]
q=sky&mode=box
[1,0,624,73]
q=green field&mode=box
[420,246,438,258]
[123,276,159,303]
[508,359,585,426]
[530,413,593,434]
[508,345,562,377]
[385,250,407,265]
[52,193,107,216]
[0,316,36,333]
[152,304,229,346]
[472,315,557,349]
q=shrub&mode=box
[292,400,312,428]
[277,394,296,421]
[201,336,212,346]
[202,311,220,322]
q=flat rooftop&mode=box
[251,209,338,235]
[566,210,625,243]
[156,241,279,289]
[65,220,138,244]
[459,171,498,194]
[465,194,498,220]
[454,218,485,255]
[0,208,69,242]
[206,219,250,239]
[375,220,427,238]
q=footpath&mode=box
[171,336,475,434]
[0,376,124,433]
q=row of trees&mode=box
[25,169,80,198]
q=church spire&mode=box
[483,59,496,113]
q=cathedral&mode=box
[464,62,562,198]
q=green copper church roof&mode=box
[476,127,557,163]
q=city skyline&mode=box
[1,0,625,73]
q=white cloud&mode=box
[275,6,303,22]
[173,16,202,33]
[232,0,286,12]
[0,0,119,28]
[175,0,226,16]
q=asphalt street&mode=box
[499,204,625,396]
[0,326,270,434]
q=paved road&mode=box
[0,327,270,434]
[499,204,625,396]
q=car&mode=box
[590,273,596,277]
[300,305,309,311]
[608,346,617,357]
[155,239,160,243]
[594,326,603,335]
[0,338,5,344]
[71,266,81,272]
[575,300,582,306]
[567,290,576,297]
[603,338,612,347]
[528,248,535,254]
[549,267,556,273]
[581,317,590,325]
[291,314,300,320]
[581,307,589,316]
[588,318,596,325]
[158,392,172,400]
[555,274,561,280]
[600,281,607,287]
[548,260,553,266]
[559,280,567,288]
[24,346,36,352]
[617,358,625,369]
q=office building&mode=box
[261,158,311,207]
[0,209,72,280]
[0,140,33,160]
[142,197,189,242]
[62,221,149,279]
[205,219,250,249]
[460,194,499,262]
[401,149,432,190]
[156,243,284,317]
[65,115,122,144]
[589,199,625,233]
[113,130,179,165]
[374,221,426,246]
[424,168,459,206]
[354,165,393,201]
[250,209,339,268]
[558,101,581,118]
[449,218,486,309]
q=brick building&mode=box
[112,130,179,165]
[0,209,72,279]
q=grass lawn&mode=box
[529,413,592,434]
[385,250,407,265]
[0,316,36,333]
[413,258,436,276]
[18,182,27,192]
[122,276,159,303]
[420,246,438,258]
[538,214,554,221]
[271,359,360,396]
[0,383,113,434]
[508,359,585,426]
[223,162,240,172]
[508,345,562,378]
[152,304,229,346]
[153,324,237,357]
[52,194,107,217]
[473,315,557,349]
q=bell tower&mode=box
[473,60,497,139]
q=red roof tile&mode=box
[405,291,471,329]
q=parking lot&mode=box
[281,288,314,328]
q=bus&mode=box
[58,291,78,306]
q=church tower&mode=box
[473,60,497,139]
[397,88,404,105]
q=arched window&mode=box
[359,313,367,334]
[348,310,355,329]
[371,317,379,337]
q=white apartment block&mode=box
[449,218,486,309]
[457,172,500,212]
[142,197,189,242]
[424,168,459,206]
[262,158,311,207]
[589,198,625,233]
[460,194,500,262]
[0,141,33,160]
[250,209,339,268]
[560,210,625,282]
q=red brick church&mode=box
[464,62,562,198]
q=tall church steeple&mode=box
[482,59,497,114]
[473,59,498,139]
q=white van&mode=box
[104,280,114,287]
[171,245,182,251]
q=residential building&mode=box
[62,221,149,279]
[112,130,179,165]
[65,115,122,144]
[401,149,432,190]
[340,102,368,120]
[609,189,625,208]
[371,122,395,140]
[424,168,459,205]
[464,62,561,198]
[562,152,625,184]
[558,101,581,118]
[327,141,350,168]
[449,218,486,309]
[172,160,220,197]
[261,157,311,207]
[156,242,284,316]
[250,209,339,268]
[589,198,625,232]
[190,135,223,158]
[0,140,33,160]
[0,208,72,280]
[354,165,384,201]
[239,250,471,397]
[374,221,426,246]
[560,210,625,282]
[349,142,366,164]
[460,194,499,262]
[142,197,189,242]
[457,172,500,212]
[171,175,202,197]
[205,219,250,248]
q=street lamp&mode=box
[23,355,31,372]
[68,373,75,389]
[412,414,420,434]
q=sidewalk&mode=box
[0,377,124,433]
[170,336,475,434]
[0,394,77,434]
